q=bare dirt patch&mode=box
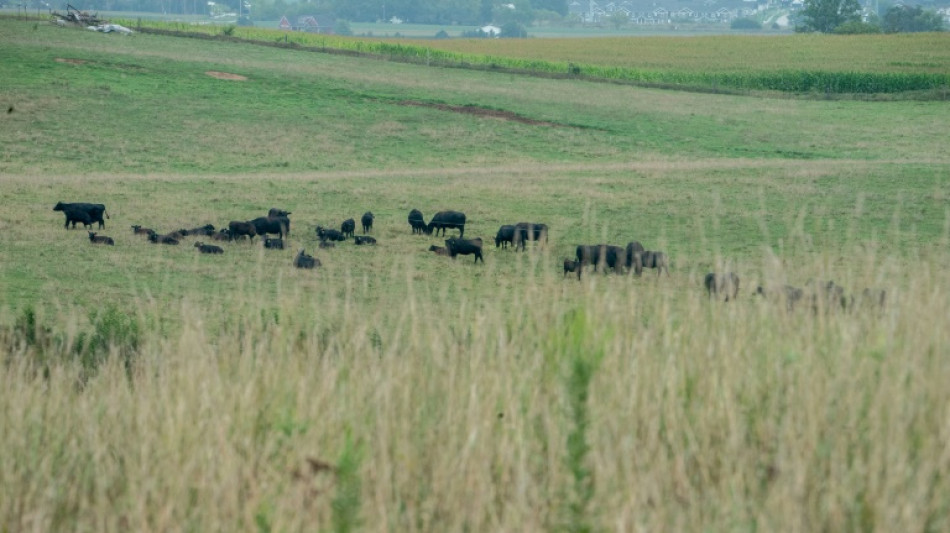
[206,71,248,81]
[398,100,564,127]
[55,58,87,65]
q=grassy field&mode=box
[2,18,950,532]
[103,18,950,95]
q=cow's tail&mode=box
[104,210,111,219]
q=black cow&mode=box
[263,237,285,250]
[361,212,374,233]
[445,237,483,263]
[427,210,466,238]
[429,245,450,256]
[495,225,516,249]
[131,225,154,235]
[341,218,356,239]
[576,244,625,273]
[148,232,180,245]
[88,232,115,245]
[408,209,427,234]
[624,241,645,271]
[269,208,291,218]
[633,250,669,276]
[513,222,548,251]
[704,272,740,301]
[211,229,231,241]
[294,249,320,269]
[251,215,290,239]
[54,201,109,230]
[354,235,376,245]
[805,279,848,312]
[194,242,224,254]
[179,224,215,236]
[563,259,582,280]
[756,284,805,311]
[316,226,346,242]
[228,221,257,241]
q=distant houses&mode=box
[568,0,764,24]
[278,14,335,33]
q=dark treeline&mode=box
[53,0,568,25]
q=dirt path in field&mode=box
[398,100,564,127]
[205,71,248,81]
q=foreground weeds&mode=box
[1,253,948,532]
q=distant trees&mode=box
[796,0,862,32]
[882,5,945,33]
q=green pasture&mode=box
[1,18,949,318]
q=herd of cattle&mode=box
[53,201,887,311]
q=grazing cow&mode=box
[263,237,285,250]
[633,250,669,276]
[354,235,377,245]
[179,224,215,236]
[445,237,483,263]
[429,245,450,256]
[318,240,336,249]
[87,232,115,245]
[576,245,601,267]
[513,222,548,251]
[495,225,516,249]
[576,244,625,273]
[563,258,582,280]
[341,218,356,239]
[228,221,257,241]
[427,210,466,238]
[805,280,848,312]
[211,229,231,241]
[54,201,109,230]
[194,242,224,254]
[361,212,374,233]
[756,285,805,311]
[251,214,290,239]
[408,209,427,234]
[624,241,645,271]
[294,249,320,269]
[147,232,179,245]
[858,287,887,312]
[704,272,740,301]
[316,226,346,242]
[131,225,154,235]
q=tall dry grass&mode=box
[2,249,948,532]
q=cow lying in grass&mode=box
[194,242,224,254]
[88,232,114,245]
[294,249,320,269]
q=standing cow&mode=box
[361,212,374,233]
[54,201,110,229]
[341,218,356,239]
[408,209,426,234]
[704,272,740,301]
[427,210,466,238]
[513,222,548,251]
[495,225,516,249]
[445,237,483,264]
